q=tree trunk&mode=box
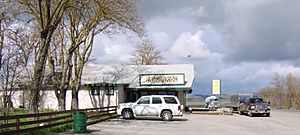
[0,18,3,70]
[71,85,79,109]
[30,35,52,113]
[57,91,66,111]
[71,49,84,109]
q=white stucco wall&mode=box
[3,89,120,110]
[117,86,125,104]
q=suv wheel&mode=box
[122,109,133,119]
[161,111,172,121]
[266,113,270,117]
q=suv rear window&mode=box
[152,97,162,104]
[163,97,178,104]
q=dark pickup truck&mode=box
[239,97,271,117]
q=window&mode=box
[158,91,167,95]
[105,86,114,96]
[168,92,176,95]
[137,97,150,104]
[152,97,162,104]
[91,87,100,96]
[250,98,264,103]
[164,97,178,104]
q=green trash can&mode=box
[73,112,87,133]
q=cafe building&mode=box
[81,64,194,107]
[4,64,194,110]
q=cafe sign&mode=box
[140,73,185,86]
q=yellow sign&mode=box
[212,80,221,95]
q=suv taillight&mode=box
[178,105,183,112]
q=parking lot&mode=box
[56,109,300,135]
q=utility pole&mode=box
[185,54,191,64]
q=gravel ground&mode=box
[53,109,300,135]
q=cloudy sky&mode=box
[91,0,300,94]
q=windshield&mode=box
[249,98,265,103]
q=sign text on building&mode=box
[140,74,185,86]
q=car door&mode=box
[150,97,163,116]
[134,96,151,116]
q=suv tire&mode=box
[161,111,172,121]
[122,109,133,119]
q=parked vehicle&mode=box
[117,95,183,121]
[228,93,254,113]
[205,96,220,109]
[239,97,271,117]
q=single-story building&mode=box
[1,64,194,110]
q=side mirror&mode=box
[268,101,270,104]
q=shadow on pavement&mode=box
[135,117,188,121]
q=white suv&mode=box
[117,95,183,121]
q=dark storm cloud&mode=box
[140,0,300,63]
[224,0,300,62]
[140,0,225,24]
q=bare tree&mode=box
[47,25,71,110]
[68,0,144,109]
[130,40,164,65]
[0,24,34,118]
[46,0,144,110]
[0,12,3,71]
[0,0,22,115]
[286,74,300,109]
[259,87,285,109]
[259,73,300,109]
[18,0,70,112]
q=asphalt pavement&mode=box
[52,109,300,135]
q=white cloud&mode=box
[150,32,172,50]
[104,45,126,57]
[103,45,132,62]
[171,31,220,60]
[92,34,137,64]
[215,62,300,90]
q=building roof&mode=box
[81,64,194,90]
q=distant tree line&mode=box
[259,73,300,110]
